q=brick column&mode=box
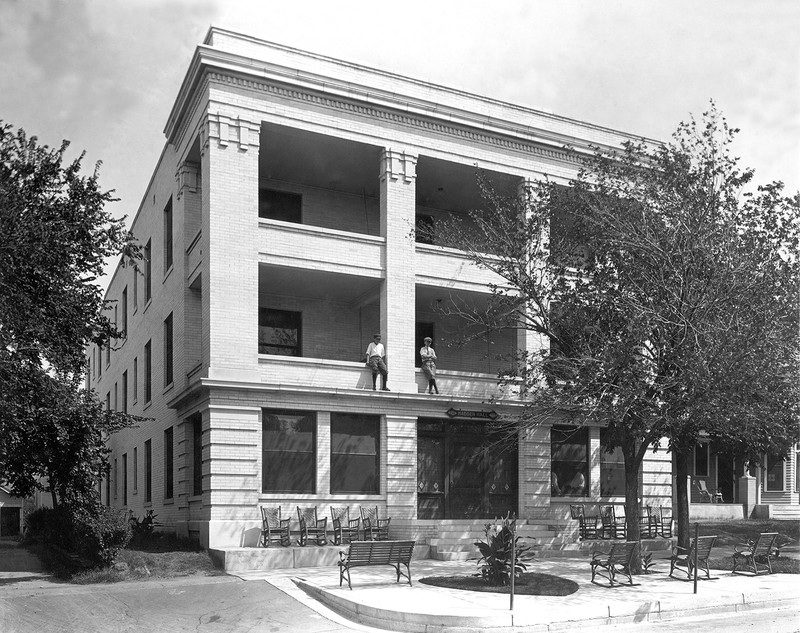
[201,112,261,382]
[379,149,417,393]
[384,414,417,522]
[515,177,549,383]
[204,403,262,549]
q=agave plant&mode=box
[474,513,535,586]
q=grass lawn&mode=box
[31,532,225,584]
[688,519,799,574]
[694,519,799,548]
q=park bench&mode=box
[590,541,638,586]
[669,535,717,580]
[338,540,415,590]
[732,532,780,575]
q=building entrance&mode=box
[417,418,517,519]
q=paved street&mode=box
[0,576,367,633]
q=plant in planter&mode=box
[474,513,535,586]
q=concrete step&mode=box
[211,543,431,572]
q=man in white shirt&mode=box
[365,333,389,391]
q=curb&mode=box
[293,579,799,632]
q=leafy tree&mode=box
[0,121,141,507]
[425,104,799,560]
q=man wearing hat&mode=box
[365,333,389,391]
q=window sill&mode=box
[144,298,152,313]
[163,382,174,396]
[164,498,174,505]
[143,400,152,411]
[163,265,174,284]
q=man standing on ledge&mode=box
[365,333,389,391]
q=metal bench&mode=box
[338,540,415,590]
[590,541,638,586]
[733,532,780,575]
[669,535,717,580]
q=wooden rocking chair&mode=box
[297,506,328,546]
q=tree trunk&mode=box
[675,450,691,550]
[623,440,642,573]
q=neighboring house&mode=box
[86,27,671,552]
[0,485,24,538]
[683,442,799,519]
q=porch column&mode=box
[379,149,417,393]
[384,414,417,521]
[201,112,261,382]
[515,178,549,391]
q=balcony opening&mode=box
[259,123,381,235]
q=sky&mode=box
[1,0,798,287]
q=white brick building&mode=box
[89,27,676,553]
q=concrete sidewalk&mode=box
[236,557,800,632]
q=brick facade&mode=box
[88,27,674,549]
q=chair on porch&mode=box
[639,505,656,539]
[570,504,598,540]
[600,504,626,539]
[694,479,713,502]
[360,505,391,541]
[330,506,361,545]
[258,506,291,547]
[652,506,673,538]
[296,506,328,546]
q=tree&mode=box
[426,104,799,560]
[0,121,141,507]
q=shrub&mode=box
[23,506,74,549]
[474,513,535,586]
[71,505,132,567]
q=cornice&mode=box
[206,71,578,165]
[165,38,660,162]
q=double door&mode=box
[417,419,517,519]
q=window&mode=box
[331,413,379,494]
[163,198,173,272]
[192,416,203,496]
[106,391,110,411]
[415,213,435,244]
[121,287,128,337]
[133,267,138,311]
[92,347,96,380]
[133,357,138,403]
[105,471,110,506]
[113,382,118,411]
[258,309,301,356]
[106,339,110,367]
[98,345,102,377]
[765,454,785,492]
[164,427,174,499]
[144,340,152,403]
[144,439,152,503]
[258,189,301,223]
[164,313,173,387]
[133,446,138,494]
[113,458,118,499]
[600,428,625,496]
[694,443,709,477]
[122,371,128,414]
[262,409,315,493]
[144,239,152,303]
[122,453,128,506]
[550,425,589,497]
